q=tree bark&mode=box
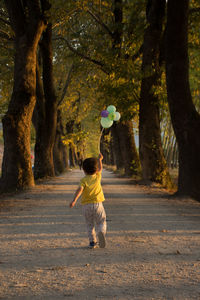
[139,0,172,186]
[1,0,46,191]
[109,134,115,166]
[53,109,66,174]
[69,146,76,168]
[33,44,73,178]
[111,123,124,169]
[33,24,57,179]
[66,120,76,168]
[112,0,123,54]
[166,0,200,199]
[116,121,140,176]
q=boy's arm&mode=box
[98,153,103,172]
[69,186,83,208]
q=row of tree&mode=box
[0,0,200,200]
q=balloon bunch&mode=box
[100,105,121,128]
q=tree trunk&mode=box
[69,145,76,168]
[166,0,200,199]
[62,145,69,169]
[33,24,57,179]
[112,0,123,54]
[171,141,178,169]
[53,64,74,172]
[110,0,140,175]
[111,123,124,169]
[66,120,76,168]
[139,0,172,186]
[109,135,115,166]
[1,0,46,191]
[117,121,140,176]
[53,110,66,174]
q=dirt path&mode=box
[0,169,200,300]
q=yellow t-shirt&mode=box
[80,172,105,205]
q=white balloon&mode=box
[114,112,121,121]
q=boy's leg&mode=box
[82,204,97,244]
[94,203,106,247]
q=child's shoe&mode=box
[89,241,98,249]
[98,231,106,248]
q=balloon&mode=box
[101,110,109,118]
[108,112,116,121]
[107,105,116,113]
[100,117,113,128]
[114,112,121,121]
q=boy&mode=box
[69,153,106,249]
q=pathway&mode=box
[0,169,200,299]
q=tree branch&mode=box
[0,29,13,41]
[4,0,25,36]
[0,16,10,26]
[86,9,114,38]
[26,0,41,17]
[40,0,51,14]
[124,44,143,62]
[189,7,200,14]
[58,63,74,107]
[56,36,109,74]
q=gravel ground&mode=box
[0,169,200,300]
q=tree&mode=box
[53,0,143,175]
[53,64,74,174]
[110,0,141,176]
[165,0,200,199]
[53,109,69,174]
[139,0,172,186]
[116,121,140,175]
[1,0,48,191]
[33,23,58,179]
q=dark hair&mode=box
[82,157,98,175]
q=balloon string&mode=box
[98,127,104,154]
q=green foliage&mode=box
[51,0,146,125]
[1,0,199,175]
[51,0,200,169]
[81,109,100,157]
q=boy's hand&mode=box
[70,186,83,208]
[69,200,76,208]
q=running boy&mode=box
[69,153,106,249]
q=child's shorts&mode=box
[82,202,106,242]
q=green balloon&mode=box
[108,112,116,121]
[100,117,113,128]
[114,112,121,121]
[107,105,116,113]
